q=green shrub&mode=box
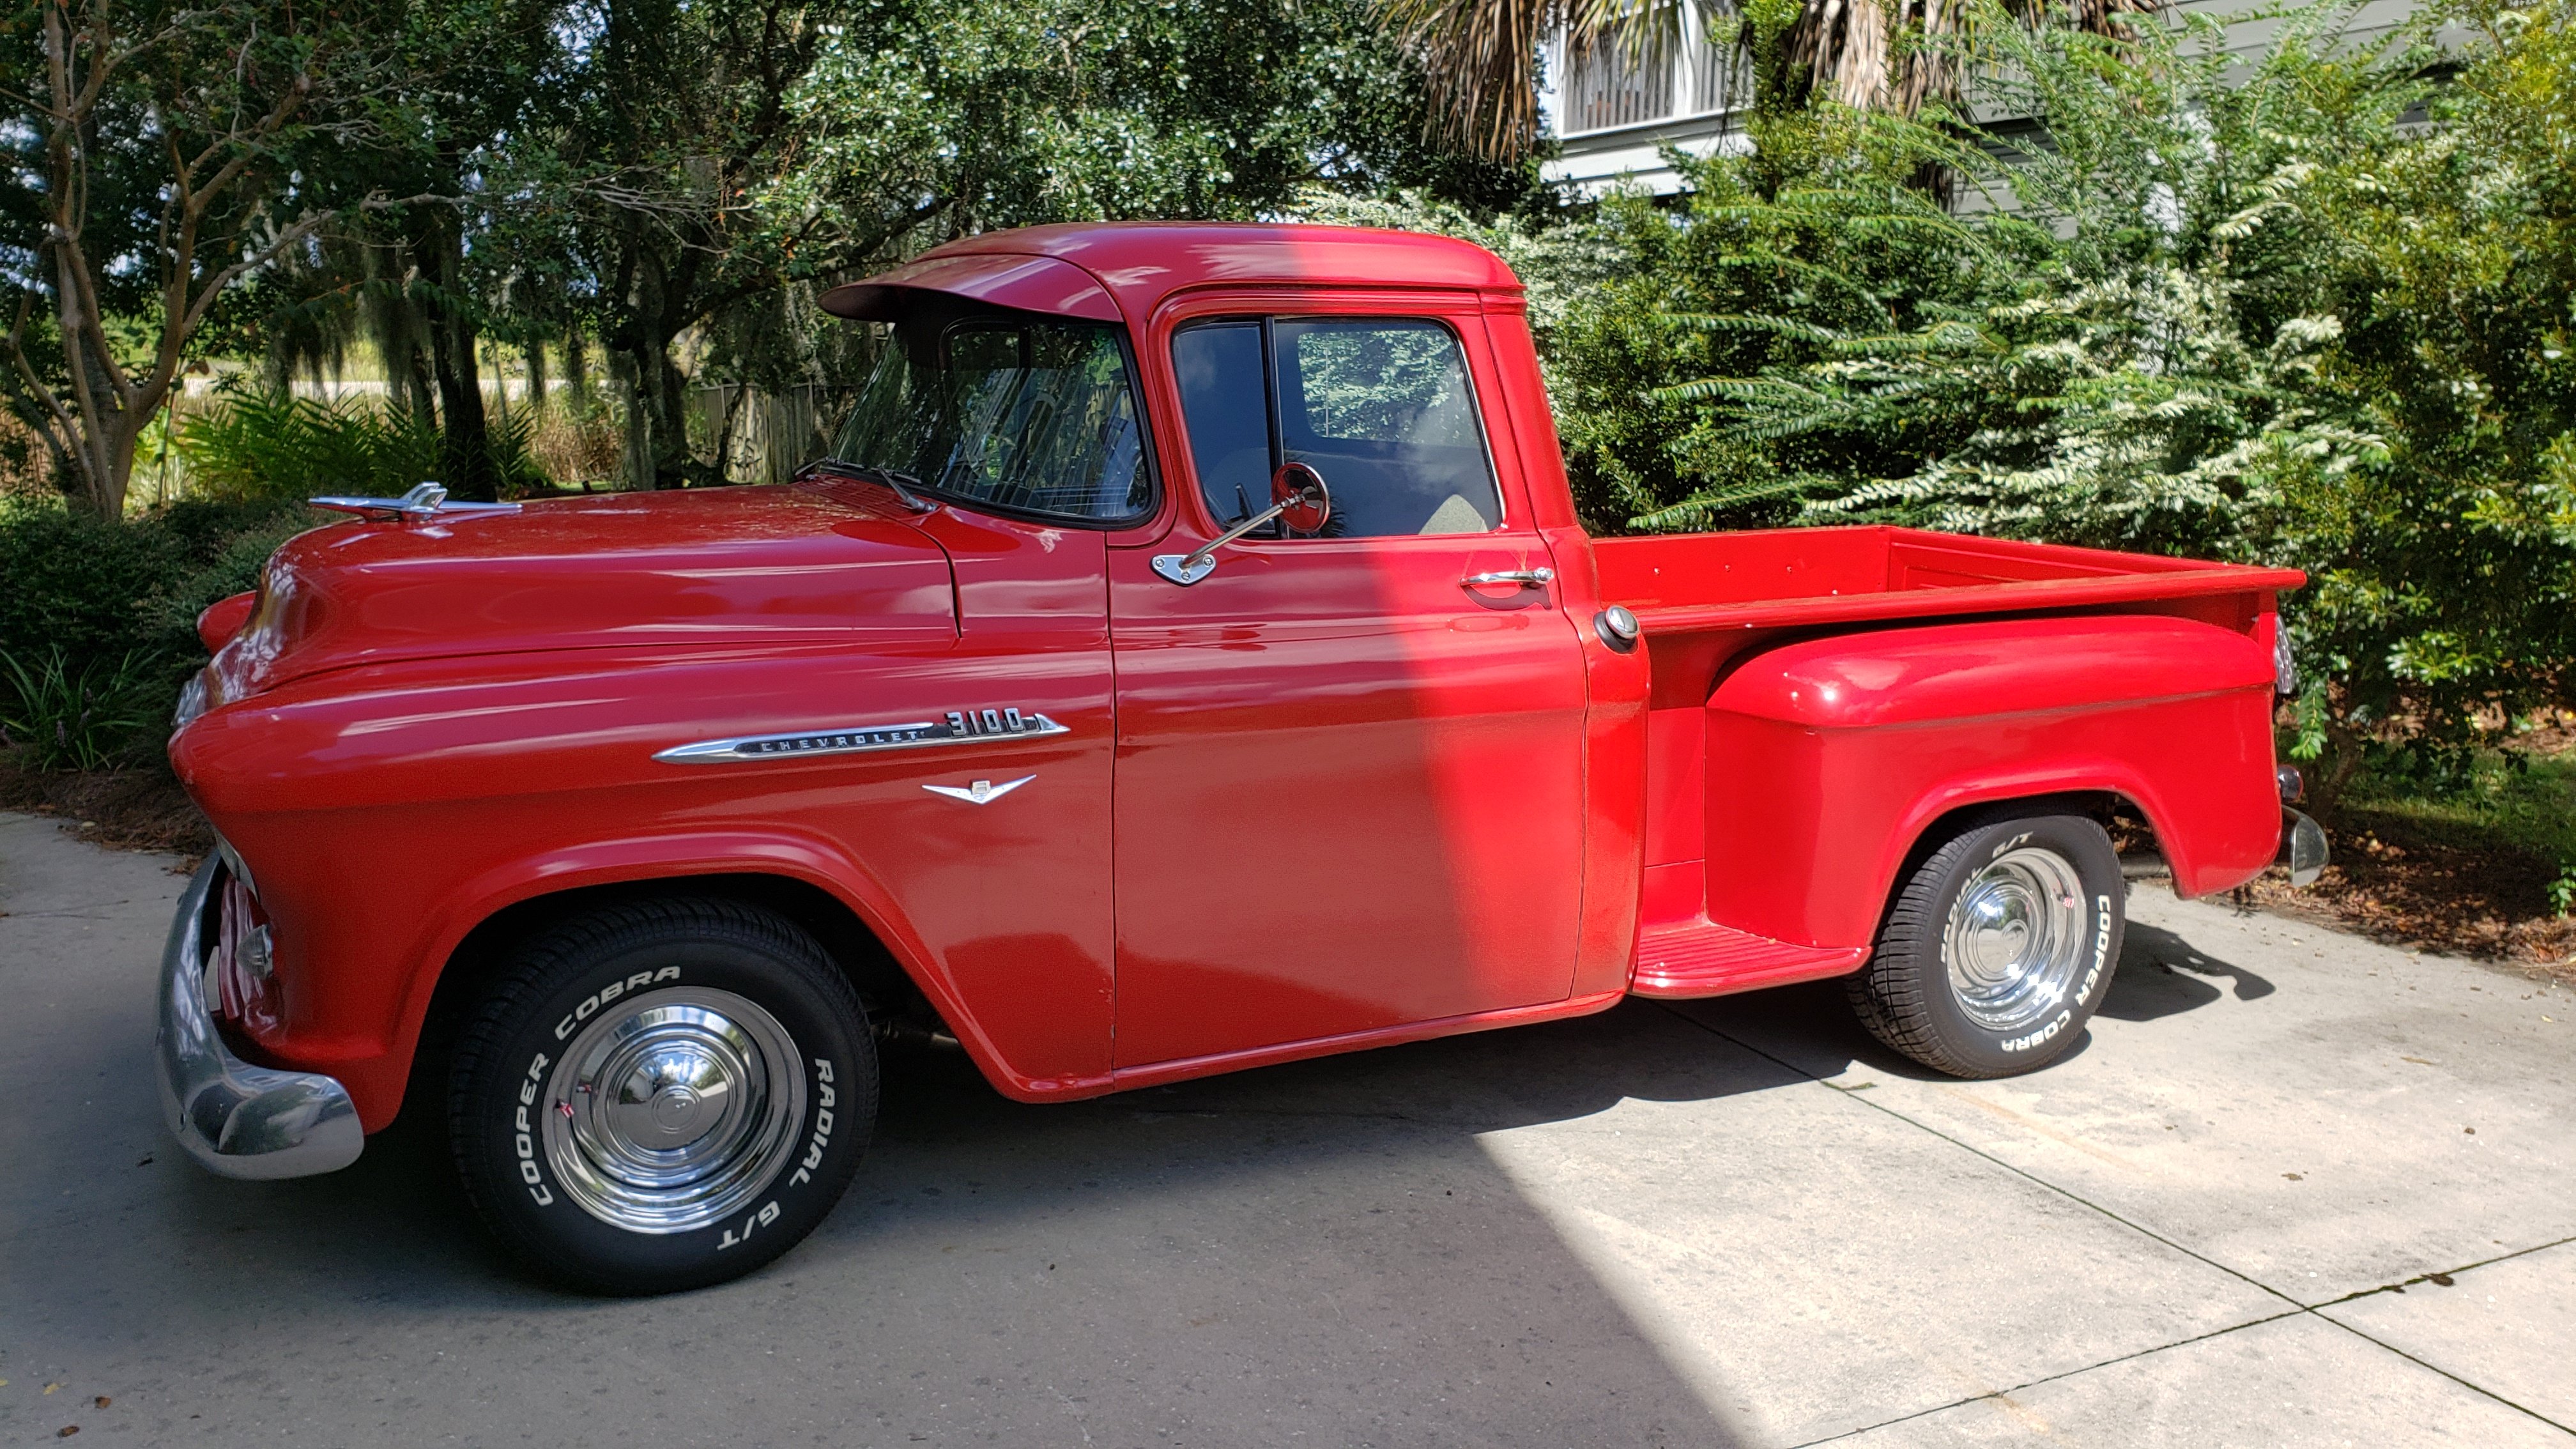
[142,509,328,657]
[0,647,171,772]
[0,496,325,769]
[0,500,195,666]
[1522,0,2575,790]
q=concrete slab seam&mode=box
[2310,1311,2576,1439]
[2306,1232,2576,1312]
[1780,1308,2308,1447]
[1659,1005,2576,1444]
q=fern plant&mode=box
[173,388,446,503]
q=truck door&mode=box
[1108,309,1591,1068]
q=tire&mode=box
[448,898,877,1294]
[1846,813,2124,1078]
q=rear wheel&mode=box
[1847,814,2124,1078]
[448,898,876,1294]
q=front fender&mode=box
[172,638,1118,1133]
[1702,614,2281,949]
[344,825,1095,1133]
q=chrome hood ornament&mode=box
[310,480,520,524]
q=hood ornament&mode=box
[310,481,521,524]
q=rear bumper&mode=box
[156,859,364,1180]
[2281,809,2330,888]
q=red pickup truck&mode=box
[158,222,2324,1293]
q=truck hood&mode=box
[204,484,956,703]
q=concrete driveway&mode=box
[1,811,2568,1448]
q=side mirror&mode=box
[1151,463,1335,586]
[1273,461,1330,536]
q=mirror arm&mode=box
[1185,493,1302,572]
[1151,483,1322,586]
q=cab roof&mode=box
[819,222,1523,327]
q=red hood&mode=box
[204,484,956,702]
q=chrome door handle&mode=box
[1461,567,1555,590]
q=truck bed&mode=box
[1594,525,2306,636]
[1594,525,2305,997]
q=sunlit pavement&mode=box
[2,810,2569,1448]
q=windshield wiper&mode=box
[799,456,936,514]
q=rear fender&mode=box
[1702,615,2281,949]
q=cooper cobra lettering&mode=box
[556,965,684,1041]
[515,1052,553,1204]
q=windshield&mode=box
[829,317,1151,523]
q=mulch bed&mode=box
[2235,802,2576,985]
[0,758,211,863]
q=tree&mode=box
[549,0,1473,489]
[0,0,422,516]
[1377,0,2161,165]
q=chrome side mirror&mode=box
[1271,461,1330,535]
[1152,463,1332,586]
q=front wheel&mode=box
[1847,814,2124,1078]
[448,898,877,1294]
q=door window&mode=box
[1170,318,1501,537]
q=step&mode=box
[1630,919,1870,999]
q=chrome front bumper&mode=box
[156,859,364,1179]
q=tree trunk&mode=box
[607,323,700,489]
[416,213,498,502]
[48,280,141,518]
[604,241,707,490]
[63,404,139,519]
[525,337,548,411]
[564,328,591,408]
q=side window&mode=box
[1169,318,1502,539]
[1170,323,1273,528]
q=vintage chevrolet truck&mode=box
[158,222,2326,1293]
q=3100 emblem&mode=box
[654,707,1068,764]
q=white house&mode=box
[1538,0,2423,197]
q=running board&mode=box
[1630,919,1871,999]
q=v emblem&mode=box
[923,774,1036,806]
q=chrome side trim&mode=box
[157,861,364,1181]
[656,709,1069,765]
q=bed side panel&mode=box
[1702,615,2280,949]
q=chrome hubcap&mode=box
[541,986,803,1234]
[1944,847,2089,1032]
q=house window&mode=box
[1558,7,1740,136]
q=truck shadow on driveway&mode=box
[2097,922,2276,1023]
[45,925,2258,1446]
